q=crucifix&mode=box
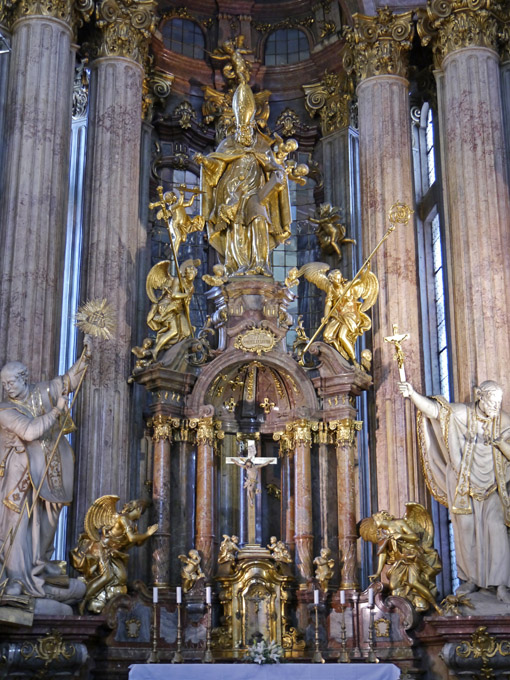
[226,437,277,545]
[384,323,409,382]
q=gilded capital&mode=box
[189,416,224,446]
[142,67,174,121]
[343,8,414,81]
[96,0,157,66]
[303,71,354,134]
[150,414,179,442]
[285,419,318,445]
[273,431,294,456]
[329,418,362,446]
[417,0,505,68]
[4,0,93,29]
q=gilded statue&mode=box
[399,379,510,603]
[149,184,205,260]
[291,262,379,365]
[218,534,240,564]
[196,81,306,277]
[202,264,228,288]
[128,338,154,382]
[146,258,200,359]
[178,549,205,593]
[267,537,292,564]
[0,351,89,602]
[309,203,356,259]
[359,503,442,614]
[314,547,335,592]
[210,35,253,88]
[70,496,157,614]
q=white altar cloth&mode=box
[129,663,401,680]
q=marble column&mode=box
[331,418,361,589]
[150,414,177,587]
[292,420,314,584]
[0,1,91,379]
[275,432,295,550]
[194,416,220,579]
[316,424,330,548]
[71,0,156,538]
[344,9,426,515]
[419,2,510,401]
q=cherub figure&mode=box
[292,262,379,365]
[202,264,228,287]
[178,549,205,593]
[267,536,292,563]
[210,35,253,87]
[128,338,154,382]
[314,547,335,592]
[218,535,240,564]
[146,258,200,359]
[160,185,205,257]
[310,203,356,259]
[359,503,442,614]
[70,496,157,614]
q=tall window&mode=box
[264,29,310,66]
[161,18,204,60]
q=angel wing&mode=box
[404,502,434,549]
[357,268,380,313]
[146,261,172,303]
[84,495,120,541]
[294,262,331,293]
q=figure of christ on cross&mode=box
[226,439,277,545]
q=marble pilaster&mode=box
[71,0,156,539]
[419,1,510,400]
[0,10,76,378]
[344,9,426,515]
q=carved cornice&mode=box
[150,414,180,442]
[96,0,157,66]
[2,0,93,30]
[417,0,506,68]
[328,418,362,446]
[343,8,414,82]
[303,70,354,134]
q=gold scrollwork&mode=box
[456,626,510,679]
[234,327,277,356]
[343,8,414,81]
[417,0,503,68]
[275,108,301,137]
[374,617,391,638]
[189,416,224,447]
[303,71,354,134]
[96,0,157,66]
[328,418,363,446]
[4,0,94,29]
[149,414,180,442]
[142,67,174,121]
[273,431,294,457]
[20,629,76,664]
[125,617,142,638]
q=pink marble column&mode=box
[345,9,426,514]
[331,419,360,589]
[292,420,314,584]
[71,0,156,537]
[194,417,217,579]
[0,8,79,378]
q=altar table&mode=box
[129,663,401,680]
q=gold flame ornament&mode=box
[75,298,116,340]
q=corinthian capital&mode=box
[189,416,224,447]
[96,0,157,66]
[3,0,93,30]
[329,418,363,446]
[150,414,179,442]
[417,0,505,68]
[343,8,414,82]
[303,71,355,134]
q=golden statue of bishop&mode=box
[195,82,297,277]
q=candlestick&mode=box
[340,590,346,605]
[368,587,374,606]
[338,598,350,664]
[206,586,211,605]
[312,601,325,664]
[367,599,378,664]
[314,589,319,605]
[172,601,183,664]
[203,602,214,663]
[146,600,160,664]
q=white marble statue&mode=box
[0,351,89,606]
[399,379,510,603]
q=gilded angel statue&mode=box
[178,549,205,593]
[210,35,253,87]
[70,496,157,614]
[359,503,442,614]
[146,258,200,359]
[314,547,335,592]
[218,534,240,565]
[309,203,356,259]
[149,184,204,259]
[292,262,379,365]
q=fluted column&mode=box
[0,0,92,378]
[344,9,426,514]
[501,18,510,189]
[71,0,156,535]
[330,418,362,589]
[291,419,314,584]
[192,416,223,579]
[150,414,178,587]
[419,1,510,400]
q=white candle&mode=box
[368,587,374,606]
[206,586,211,604]
[153,587,158,604]
[398,365,406,383]
[340,590,346,605]
[176,586,182,604]
[314,589,319,605]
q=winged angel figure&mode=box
[146,258,200,360]
[70,495,157,614]
[288,262,379,365]
[360,503,442,614]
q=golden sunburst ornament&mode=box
[75,299,116,340]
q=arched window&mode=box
[161,18,204,60]
[264,28,310,66]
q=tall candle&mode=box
[340,590,346,605]
[206,586,211,604]
[368,587,374,606]
[176,586,182,604]
[314,589,319,605]
[153,587,158,604]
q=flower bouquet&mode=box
[244,637,284,664]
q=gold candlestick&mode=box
[312,602,325,663]
[338,602,350,664]
[203,602,214,663]
[146,602,160,664]
[172,602,183,664]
